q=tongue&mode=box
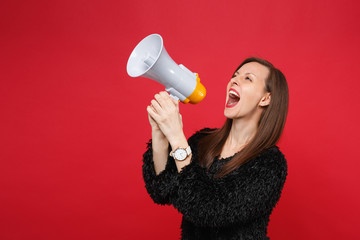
[227,97,239,105]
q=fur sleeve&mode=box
[171,146,288,227]
[142,139,178,205]
[141,128,216,205]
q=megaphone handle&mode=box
[166,87,185,102]
[169,93,180,101]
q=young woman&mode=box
[142,57,289,239]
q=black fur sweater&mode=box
[142,128,288,240]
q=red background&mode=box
[1,0,360,239]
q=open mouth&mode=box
[226,89,240,108]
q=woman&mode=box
[142,57,289,239]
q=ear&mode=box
[259,92,271,107]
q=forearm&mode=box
[152,129,170,175]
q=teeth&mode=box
[229,90,239,98]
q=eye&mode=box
[245,76,252,81]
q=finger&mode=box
[150,99,162,113]
[170,95,179,106]
[165,91,180,110]
[147,105,161,123]
[161,91,179,111]
[147,109,156,121]
[179,114,183,128]
[147,111,155,124]
[156,91,173,110]
[150,104,157,113]
[172,97,180,112]
[148,114,158,127]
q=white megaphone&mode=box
[126,34,206,104]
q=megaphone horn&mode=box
[126,34,206,104]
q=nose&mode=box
[230,77,239,86]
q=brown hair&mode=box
[197,57,289,178]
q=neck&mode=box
[225,116,258,150]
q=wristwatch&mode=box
[170,146,192,161]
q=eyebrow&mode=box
[235,71,257,78]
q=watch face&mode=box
[174,148,187,161]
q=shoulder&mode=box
[253,146,288,179]
[263,146,287,166]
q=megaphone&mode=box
[126,34,206,104]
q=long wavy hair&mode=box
[197,57,289,178]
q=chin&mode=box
[224,109,235,119]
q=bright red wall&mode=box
[1,0,360,239]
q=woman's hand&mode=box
[147,108,161,131]
[147,91,191,172]
[146,91,184,147]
